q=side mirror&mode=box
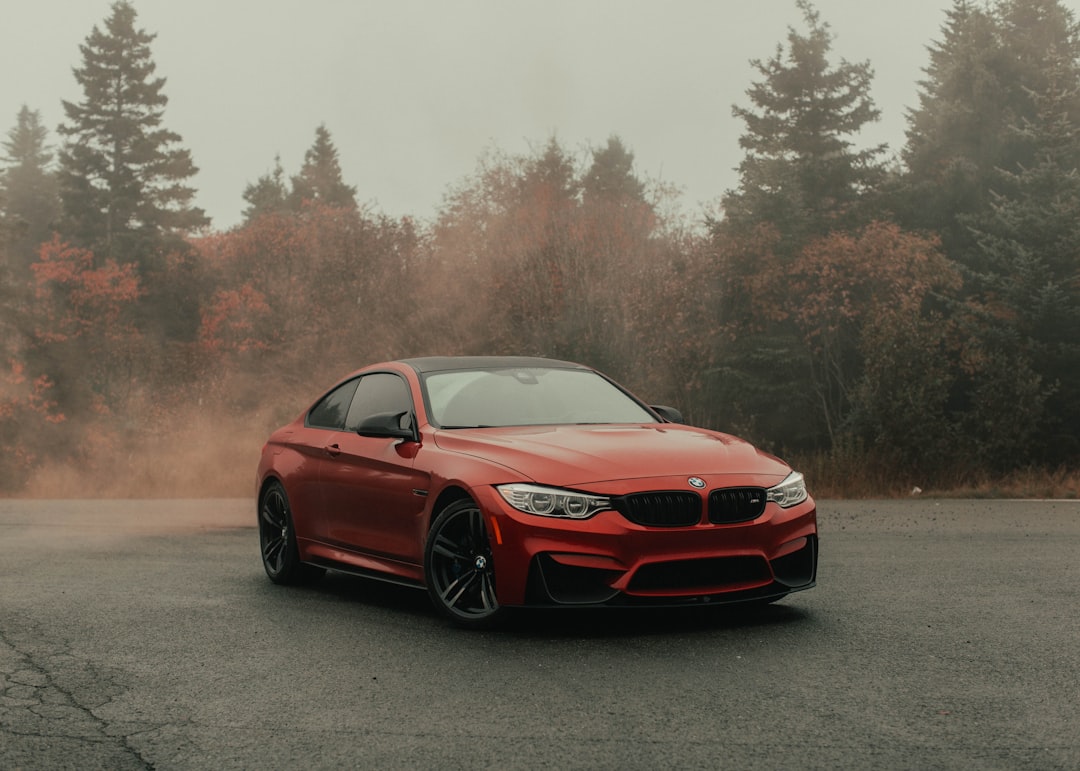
[651,405,684,424]
[356,411,418,441]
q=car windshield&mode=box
[423,367,658,428]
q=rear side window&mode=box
[307,379,360,429]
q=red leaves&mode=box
[192,202,416,370]
[28,374,66,424]
[31,235,142,343]
[199,284,272,353]
[0,361,66,484]
[754,221,960,350]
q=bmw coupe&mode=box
[257,356,817,626]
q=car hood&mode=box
[432,424,791,487]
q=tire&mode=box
[258,481,325,585]
[424,499,502,627]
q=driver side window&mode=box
[344,373,413,432]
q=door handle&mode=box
[324,443,341,457]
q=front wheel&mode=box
[424,499,502,627]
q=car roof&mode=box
[398,356,588,374]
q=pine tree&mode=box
[288,125,357,210]
[899,0,1080,269]
[705,1,886,453]
[894,0,1080,469]
[242,155,288,223]
[582,135,646,206]
[1,106,60,272]
[57,0,207,269]
[899,1,1009,258]
[963,47,1080,463]
[998,0,1080,116]
[718,0,885,260]
[516,134,578,207]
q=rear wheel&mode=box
[424,499,502,627]
[258,481,324,585]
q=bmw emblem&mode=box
[688,477,706,489]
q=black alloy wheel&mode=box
[424,499,501,627]
[258,481,324,585]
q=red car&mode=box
[257,356,817,626]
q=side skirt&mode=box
[305,556,427,591]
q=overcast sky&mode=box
[4,0,1080,230]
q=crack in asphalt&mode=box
[0,622,156,770]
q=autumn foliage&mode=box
[1,135,1073,496]
[0,361,65,487]
[32,235,142,344]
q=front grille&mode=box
[612,491,701,527]
[708,487,766,524]
[629,556,771,592]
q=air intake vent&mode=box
[629,556,771,591]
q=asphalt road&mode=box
[1,498,1078,770]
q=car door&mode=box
[288,377,361,543]
[318,371,430,563]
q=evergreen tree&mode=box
[242,155,288,223]
[899,1,1010,258]
[583,135,646,206]
[706,1,885,453]
[963,47,1080,463]
[998,0,1080,119]
[718,0,885,260]
[893,0,1080,470]
[899,0,1080,268]
[288,125,357,210]
[1,106,60,272]
[517,136,580,207]
[57,0,208,269]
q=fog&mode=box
[1,0,966,228]
[20,405,273,498]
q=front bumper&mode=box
[473,482,818,607]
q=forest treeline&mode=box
[1,0,1078,496]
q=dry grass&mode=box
[796,445,1079,500]
[924,466,1080,500]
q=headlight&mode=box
[766,471,808,508]
[496,483,610,519]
